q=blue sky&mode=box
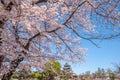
[68,38,120,74]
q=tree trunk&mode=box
[2,55,24,80]
[0,19,4,68]
[0,18,26,80]
[0,1,24,79]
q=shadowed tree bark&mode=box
[0,17,4,68]
[1,55,24,80]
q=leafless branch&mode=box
[63,1,86,25]
[32,0,48,5]
[65,24,99,47]
[25,33,41,49]
[54,32,74,53]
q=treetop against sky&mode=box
[0,0,120,79]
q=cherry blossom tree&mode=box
[0,0,120,80]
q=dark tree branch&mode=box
[25,25,61,50]
[0,0,5,5]
[63,1,86,25]
[87,33,120,40]
[2,53,24,80]
[0,55,4,68]
[0,17,5,69]
[33,0,48,5]
[47,27,61,33]
[87,0,120,22]
[2,25,28,80]
[12,26,25,49]
[65,24,99,47]
[25,32,41,49]
[25,27,61,50]
[0,0,14,11]
[54,32,74,53]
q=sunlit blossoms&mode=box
[0,0,120,80]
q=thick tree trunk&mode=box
[0,17,26,80]
[2,55,24,80]
[0,1,25,80]
[1,72,13,80]
[0,19,4,68]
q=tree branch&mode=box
[63,1,86,25]
[33,0,48,5]
[47,27,61,33]
[54,32,74,53]
[12,26,25,49]
[65,24,99,47]
[25,33,41,49]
